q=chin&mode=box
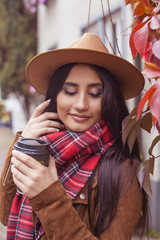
[67,125,91,133]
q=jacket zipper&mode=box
[76,204,82,214]
[3,163,11,186]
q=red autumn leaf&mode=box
[146,53,160,69]
[125,0,131,4]
[137,85,156,120]
[125,0,139,5]
[144,61,160,78]
[150,78,160,124]
[130,22,147,59]
[125,0,135,4]
[133,22,149,58]
[130,31,138,59]
[148,29,158,43]
[144,42,151,60]
[152,40,160,59]
[150,15,160,30]
[143,0,152,9]
[134,1,148,16]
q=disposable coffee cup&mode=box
[14,137,51,167]
[13,138,51,194]
[13,138,50,194]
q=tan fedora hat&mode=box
[26,33,144,99]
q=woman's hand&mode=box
[11,150,58,199]
[22,99,64,138]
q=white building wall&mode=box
[4,94,27,134]
[37,0,132,57]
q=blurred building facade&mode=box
[37,0,159,233]
[37,0,160,232]
[2,0,159,233]
[36,0,160,233]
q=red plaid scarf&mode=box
[7,120,113,239]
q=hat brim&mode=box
[26,48,144,100]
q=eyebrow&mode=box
[63,82,103,88]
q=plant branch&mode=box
[155,154,160,159]
[86,0,92,33]
[100,0,116,54]
[106,0,122,57]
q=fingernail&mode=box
[56,129,60,132]
[11,164,15,169]
[12,150,16,155]
[47,99,51,103]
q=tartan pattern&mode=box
[7,194,37,240]
[7,120,113,239]
[43,120,113,199]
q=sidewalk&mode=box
[0,223,7,239]
[0,126,14,174]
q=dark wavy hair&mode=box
[44,63,148,237]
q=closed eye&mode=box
[89,92,102,98]
[63,90,77,96]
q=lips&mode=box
[70,113,90,122]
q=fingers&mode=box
[11,163,36,198]
[34,118,63,131]
[22,118,64,138]
[11,164,27,184]
[32,99,51,118]
[11,158,31,195]
[11,151,59,198]
[11,150,44,196]
[22,100,64,138]
[33,112,62,126]
[11,150,41,170]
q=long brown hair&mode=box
[44,63,148,237]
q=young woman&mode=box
[0,33,148,240]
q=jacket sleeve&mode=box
[29,166,142,240]
[0,131,22,226]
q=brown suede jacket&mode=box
[0,132,142,240]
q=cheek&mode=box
[56,94,71,117]
[96,108,102,120]
[92,100,102,117]
[56,94,64,116]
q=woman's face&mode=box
[57,64,103,132]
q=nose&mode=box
[73,92,88,111]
